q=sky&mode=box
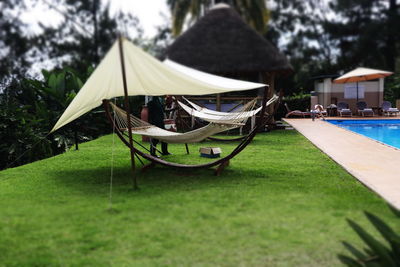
[17,0,170,76]
[20,0,170,38]
[107,0,170,37]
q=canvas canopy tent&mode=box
[51,38,266,133]
[163,59,265,91]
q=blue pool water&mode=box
[327,120,400,149]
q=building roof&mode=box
[166,5,293,75]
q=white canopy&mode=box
[51,38,266,132]
[334,67,393,83]
[163,59,264,90]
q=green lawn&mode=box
[0,130,398,266]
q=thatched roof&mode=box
[166,4,293,75]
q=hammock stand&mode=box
[102,85,271,175]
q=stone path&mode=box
[284,118,400,210]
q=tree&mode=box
[0,0,36,86]
[324,0,400,72]
[167,0,270,36]
[266,0,337,94]
[266,0,400,94]
[36,0,144,74]
[0,66,112,170]
[0,0,145,86]
[0,0,152,169]
[147,15,174,59]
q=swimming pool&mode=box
[327,119,400,149]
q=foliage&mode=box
[266,0,337,95]
[167,0,270,36]
[0,95,53,168]
[384,73,400,105]
[0,0,145,84]
[147,16,174,59]
[1,131,397,265]
[338,206,400,266]
[0,0,34,84]
[0,66,111,170]
[275,92,310,119]
[283,92,311,112]
[268,0,400,96]
[35,0,145,74]
[326,0,400,72]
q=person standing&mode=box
[147,96,170,156]
[165,95,177,119]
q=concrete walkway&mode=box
[284,118,400,210]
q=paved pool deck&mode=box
[283,118,400,210]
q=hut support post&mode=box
[263,72,276,125]
[118,36,138,190]
[216,93,221,111]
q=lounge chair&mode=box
[284,103,311,118]
[381,101,399,116]
[356,101,374,117]
[337,102,352,117]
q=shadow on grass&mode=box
[47,161,290,197]
[46,131,301,197]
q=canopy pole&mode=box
[356,81,359,103]
[118,36,138,190]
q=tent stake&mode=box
[118,36,138,190]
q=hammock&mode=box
[182,96,258,116]
[102,85,277,175]
[110,103,239,144]
[178,95,279,124]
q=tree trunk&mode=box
[385,0,398,71]
[92,0,99,62]
[262,72,276,125]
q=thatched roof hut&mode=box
[167,3,292,113]
[166,4,293,76]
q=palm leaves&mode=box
[167,0,270,36]
[0,66,104,169]
[339,207,400,266]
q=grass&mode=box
[0,130,398,266]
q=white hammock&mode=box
[182,96,258,116]
[178,95,279,124]
[110,103,238,144]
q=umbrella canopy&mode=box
[51,38,266,132]
[334,67,393,83]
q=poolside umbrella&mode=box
[333,67,393,102]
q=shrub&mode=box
[275,92,311,119]
[338,206,400,266]
[0,67,112,169]
[385,73,400,106]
